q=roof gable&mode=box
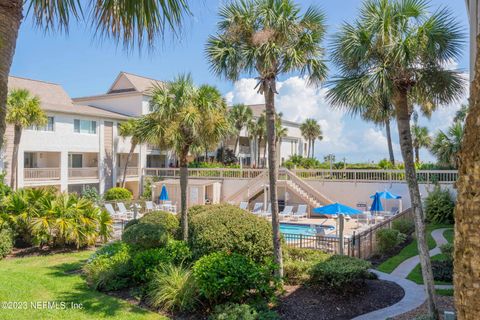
[108,72,164,94]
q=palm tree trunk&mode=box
[257,136,262,168]
[415,147,420,164]
[0,0,22,153]
[234,135,240,156]
[393,88,438,319]
[311,139,315,159]
[263,141,267,168]
[454,34,480,320]
[121,143,136,188]
[10,124,21,189]
[307,139,311,158]
[179,150,189,241]
[385,118,395,165]
[264,77,283,277]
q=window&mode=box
[74,119,96,134]
[28,116,54,131]
[69,154,83,168]
[24,152,37,168]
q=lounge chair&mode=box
[105,203,118,217]
[291,205,307,220]
[251,203,263,215]
[117,202,134,219]
[390,207,399,215]
[279,206,293,220]
[261,204,272,217]
[145,201,158,212]
[239,201,249,210]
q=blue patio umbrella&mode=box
[312,202,362,215]
[158,184,169,202]
[370,192,384,212]
[370,190,402,199]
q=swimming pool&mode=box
[279,223,335,236]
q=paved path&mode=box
[353,228,452,320]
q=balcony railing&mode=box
[68,167,99,179]
[24,168,61,181]
[117,167,139,178]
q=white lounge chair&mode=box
[279,206,293,220]
[239,201,248,210]
[145,201,158,212]
[251,203,263,215]
[117,202,134,219]
[261,204,272,217]
[291,205,307,220]
[105,203,118,217]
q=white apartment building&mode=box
[3,72,305,196]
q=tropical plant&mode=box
[424,186,455,224]
[430,121,464,168]
[453,104,469,123]
[136,74,230,241]
[0,0,191,156]
[300,119,322,158]
[206,0,328,277]
[230,104,253,156]
[327,1,464,316]
[118,119,143,187]
[6,89,46,189]
[411,124,432,163]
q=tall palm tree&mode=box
[275,113,288,164]
[229,104,253,156]
[0,0,191,156]
[136,74,229,240]
[300,118,322,159]
[453,104,469,123]
[6,89,46,189]
[118,119,143,188]
[206,0,327,276]
[256,113,267,168]
[328,1,464,317]
[430,121,463,168]
[411,125,431,164]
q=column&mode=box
[60,151,68,192]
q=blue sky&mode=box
[11,0,470,163]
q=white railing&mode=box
[68,167,99,179]
[143,167,457,184]
[283,168,334,204]
[24,168,61,181]
[117,167,139,178]
[226,171,268,202]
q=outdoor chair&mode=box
[279,206,293,220]
[104,203,118,217]
[251,203,263,215]
[390,207,400,215]
[117,202,134,219]
[145,201,158,212]
[291,204,307,220]
[261,203,272,217]
[239,201,248,210]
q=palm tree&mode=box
[430,121,463,168]
[328,1,464,317]
[118,119,143,188]
[207,0,328,277]
[275,113,288,164]
[256,113,267,168]
[411,125,431,164]
[136,74,229,241]
[453,104,469,123]
[300,118,322,159]
[6,89,47,189]
[0,0,191,158]
[229,104,253,156]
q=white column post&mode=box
[17,148,25,189]
[60,151,68,192]
[98,120,106,195]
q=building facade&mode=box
[3,72,305,196]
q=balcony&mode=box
[117,167,139,179]
[68,167,99,180]
[24,168,61,181]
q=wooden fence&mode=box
[283,208,415,258]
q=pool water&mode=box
[279,223,334,236]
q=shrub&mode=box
[147,264,197,312]
[376,229,406,255]
[139,210,179,237]
[283,247,330,284]
[84,242,133,291]
[104,187,132,201]
[210,303,279,320]
[124,218,139,230]
[192,252,276,305]
[132,240,191,282]
[309,255,372,290]
[0,227,14,259]
[440,243,454,262]
[424,186,455,224]
[431,259,453,282]
[392,219,415,235]
[122,223,168,250]
[81,186,101,203]
[189,204,273,261]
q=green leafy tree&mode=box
[300,118,322,158]
[6,89,47,189]
[229,104,253,156]
[327,0,464,317]
[118,119,143,188]
[0,0,191,159]
[431,121,464,168]
[136,74,230,241]
[206,0,327,276]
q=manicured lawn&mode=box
[406,254,451,285]
[443,229,454,244]
[376,224,453,274]
[0,251,166,320]
[436,289,454,296]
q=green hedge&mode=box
[424,186,455,224]
[122,223,168,250]
[0,228,14,259]
[104,187,132,201]
[283,247,330,284]
[188,204,273,262]
[376,229,406,255]
[139,210,179,236]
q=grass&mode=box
[0,251,166,320]
[376,224,453,274]
[436,289,454,296]
[406,254,451,285]
[443,229,454,244]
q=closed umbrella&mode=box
[159,184,169,202]
[370,192,384,213]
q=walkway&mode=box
[353,228,452,320]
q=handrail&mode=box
[24,168,61,181]
[68,167,99,179]
[225,170,267,202]
[282,168,334,205]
